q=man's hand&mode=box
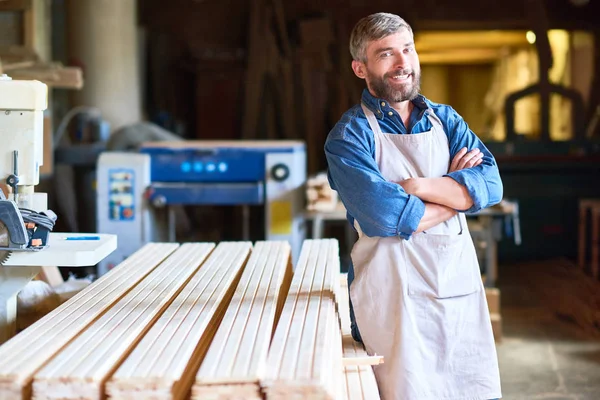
[398,177,421,196]
[449,147,483,173]
[415,202,458,233]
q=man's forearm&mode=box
[415,202,457,233]
[411,177,474,211]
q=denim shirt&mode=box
[324,89,503,240]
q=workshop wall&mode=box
[137,0,600,177]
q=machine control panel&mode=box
[179,161,229,174]
[108,169,136,221]
[140,146,298,183]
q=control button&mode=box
[153,195,167,208]
[206,163,216,172]
[271,163,290,182]
[218,162,228,172]
[193,162,203,172]
[181,162,191,172]
[122,207,133,219]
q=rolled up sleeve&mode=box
[397,194,426,239]
[443,107,503,213]
[325,118,425,239]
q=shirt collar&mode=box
[361,88,429,120]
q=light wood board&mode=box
[338,274,380,400]
[0,243,179,400]
[106,241,253,400]
[192,241,293,399]
[262,239,342,399]
[32,243,217,400]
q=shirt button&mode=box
[381,102,386,107]
[388,111,393,116]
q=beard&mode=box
[367,68,421,103]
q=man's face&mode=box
[354,29,421,103]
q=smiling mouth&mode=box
[390,73,411,81]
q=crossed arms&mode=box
[324,109,503,239]
[400,148,483,232]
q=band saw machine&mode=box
[0,74,117,344]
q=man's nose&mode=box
[393,53,409,69]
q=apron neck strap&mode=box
[425,108,444,133]
[361,102,382,136]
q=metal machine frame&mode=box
[97,140,306,275]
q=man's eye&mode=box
[381,52,392,57]
[404,47,414,53]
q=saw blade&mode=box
[0,220,12,265]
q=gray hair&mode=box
[349,13,413,62]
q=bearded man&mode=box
[324,12,503,400]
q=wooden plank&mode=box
[419,48,503,65]
[0,46,36,59]
[338,274,380,400]
[414,30,529,52]
[0,243,179,400]
[0,60,35,70]
[342,356,384,367]
[0,0,32,12]
[31,243,218,400]
[105,241,253,400]
[8,65,83,89]
[592,206,600,279]
[341,335,380,400]
[262,239,342,399]
[240,0,267,139]
[191,241,292,399]
[486,287,501,314]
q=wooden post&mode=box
[592,206,600,279]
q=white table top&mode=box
[3,233,117,267]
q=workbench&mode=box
[0,233,117,344]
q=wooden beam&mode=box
[419,48,504,65]
[0,59,35,71]
[0,46,36,60]
[415,31,530,52]
[0,0,32,11]
[8,64,83,89]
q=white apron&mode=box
[349,104,502,400]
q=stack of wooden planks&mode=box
[262,239,343,399]
[306,172,338,212]
[32,243,221,400]
[338,274,381,400]
[192,241,293,399]
[106,242,252,399]
[0,243,179,400]
[0,239,381,400]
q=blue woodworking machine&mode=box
[96,140,306,275]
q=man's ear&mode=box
[352,60,366,79]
